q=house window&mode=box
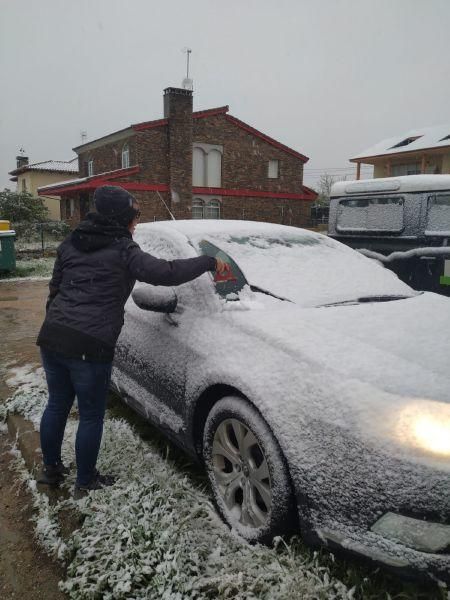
[207,150,222,187]
[193,148,206,187]
[390,136,422,149]
[192,198,204,219]
[337,197,404,233]
[21,178,27,192]
[69,198,75,217]
[391,163,420,176]
[426,194,450,234]
[192,144,223,187]
[192,198,221,219]
[88,159,94,177]
[205,199,220,219]
[268,159,279,178]
[121,144,130,169]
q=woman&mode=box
[37,185,229,497]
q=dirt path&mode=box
[0,279,65,599]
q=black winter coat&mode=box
[37,214,216,362]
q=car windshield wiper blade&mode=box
[320,294,416,307]
[356,294,414,303]
[249,285,293,303]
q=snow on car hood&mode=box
[228,291,450,404]
[225,290,450,468]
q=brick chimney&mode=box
[16,155,29,169]
[164,87,193,218]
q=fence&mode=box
[308,204,329,228]
[12,221,71,253]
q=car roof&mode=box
[136,219,325,243]
[331,174,450,197]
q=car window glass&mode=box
[337,196,404,233]
[199,239,248,299]
[426,193,450,234]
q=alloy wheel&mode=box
[212,418,272,528]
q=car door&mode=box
[114,228,208,438]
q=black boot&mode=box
[74,470,116,500]
[37,462,70,486]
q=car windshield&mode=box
[195,228,413,307]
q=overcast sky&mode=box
[1,0,449,191]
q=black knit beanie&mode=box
[94,185,136,226]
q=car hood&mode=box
[228,291,450,404]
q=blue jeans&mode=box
[40,349,112,486]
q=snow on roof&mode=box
[351,124,450,160]
[9,157,78,175]
[38,175,87,191]
[331,174,450,196]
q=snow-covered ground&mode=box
[1,368,445,599]
[0,257,54,282]
[0,368,357,599]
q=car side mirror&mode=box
[132,286,178,313]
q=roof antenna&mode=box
[80,130,87,144]
[181,47,193,90]
[156,191,176,221]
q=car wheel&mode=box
[203,395,295,544]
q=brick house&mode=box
[38,87,316,226]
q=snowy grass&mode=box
[0,369,445,600]
[0,257,55,280]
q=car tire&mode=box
[203,395,295,544]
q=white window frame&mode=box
[192,143,223,187]
[204,199,221,219]
[192,196,221,219]
[121,144,130,169]
[69,198,75,217]
[87,159,94,177]
[193,148,206,187]
[391,163,420,177]
[268,159,279,179]
[192,198,205,219]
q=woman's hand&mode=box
[215,257,231,275]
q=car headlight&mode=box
[396,401,450,457]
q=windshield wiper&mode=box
[249,285,293,303]
[357,294,414,303]
[320,294,416,307]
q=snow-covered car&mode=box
[112,220,450,582]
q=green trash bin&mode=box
[0,229,16,273]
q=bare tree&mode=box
[315,173,347,205]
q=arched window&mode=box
[207,150,222,187]
[121,144,130,169]
[205,199,220,219]
[193,147,206,186]
[192,198,204,219]
[192,144,223,187]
